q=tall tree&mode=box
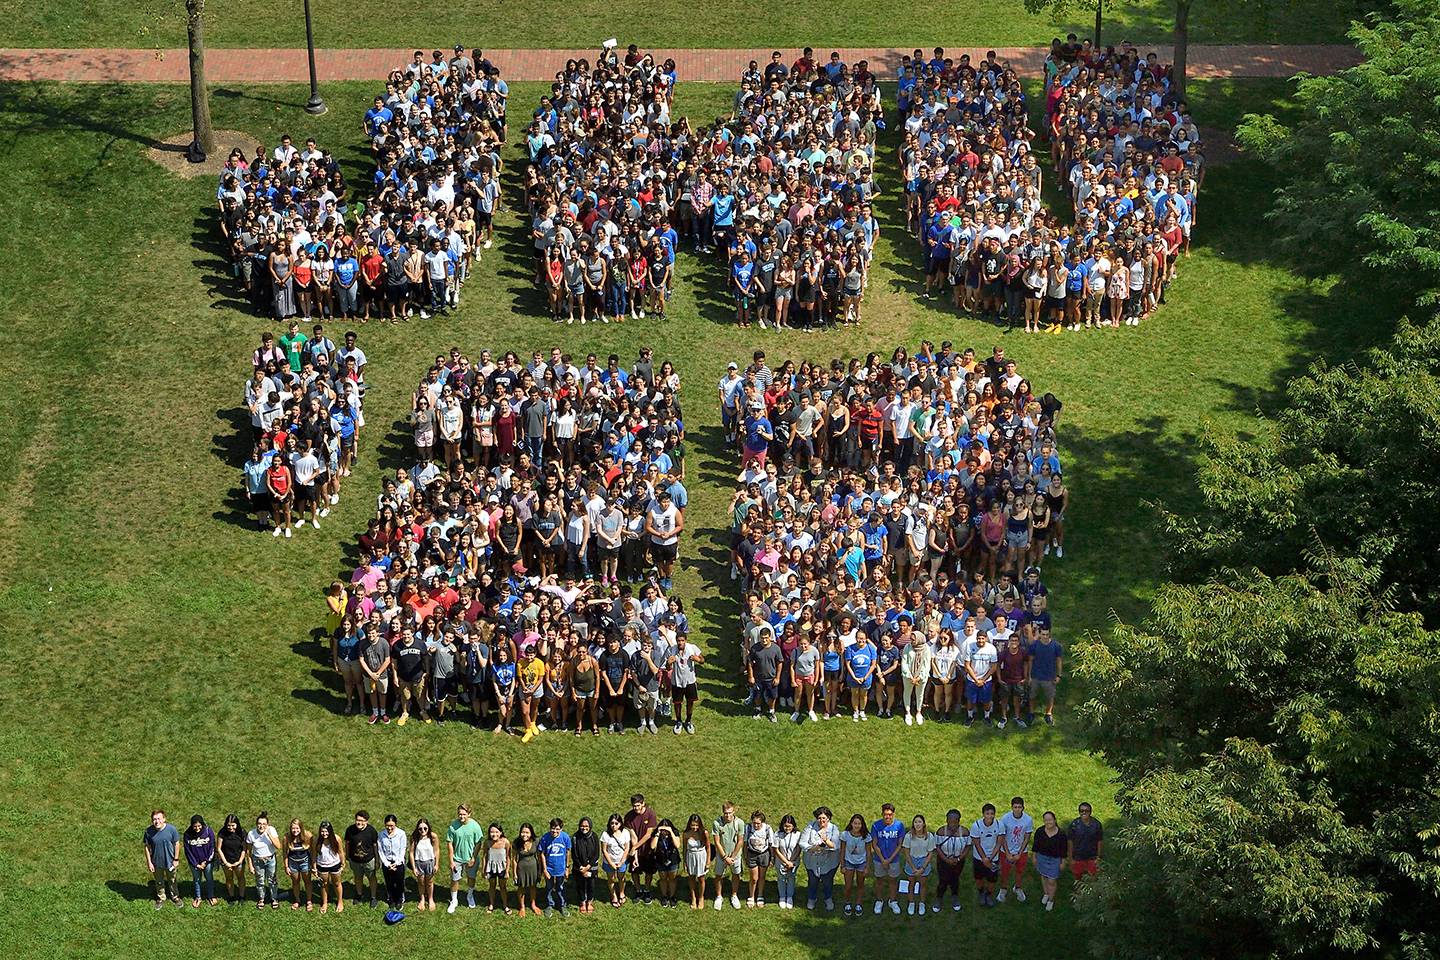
[1074,571,1440,958]
[1237,1,1440,308]
[185,0,214,161]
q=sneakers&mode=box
[907,902,915,915]
[272,527,282,538]
[808,710,819,722]
[396,713,408,727]
[467,892,476,909]
[825,898,835,911]
[714,896,723,910]
[996,718,1008,730]
[684,721,695,734]
[844,903,853,916]
[283,527,292,539]
[918,902,927,915]
[1014,888,1027,903]
[873,900,882,915]
[730,894,741,909]
[1015,718,1028,729]
[1045,715,1055,726]
[1045,898,1054,912]
[889,899,899,914]
[768,712,777,724]
[791,711,801,723]
[380,713,390,724]
[447,899,457,914]
[367,713,378,725]
[852,711,860,723]
[674,722,683,734]
[916,713,924,726]
[995,889,1007,903]
[860,711,868,721]
[952,901,963,912]
[904,713,913,726]
[1055,545,1064,558]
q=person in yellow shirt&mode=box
[517,647,547,742]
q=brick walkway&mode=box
[0,43,1358,84]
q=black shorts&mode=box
[387,283,409,303]
[601,688,626,709]
[973,859,999,882]
[1044,296,1065,312]
[476,210,493,229]
[671,683,696,702]
[636,849,657,874]
[248,490,273,512]
[295,483,315,505]
[432,676,454,701]
[651,541,677,562]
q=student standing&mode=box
[246,812,282,909]
[1033,811,1069,911]
[542,818,573,917]
[483,822,512,913]
[934,809,969,913]
[378,814,409,910]
[996,796,1034,903]
[901,814,936,915]
[711,802,745,910]
[512,823,542,916]
[446,804,484,913]
[743,810,775,907]
[839,814,870,916]
[344,810,381,907]
[869,803,904,914]
[651,818,682,907]
[409,818,439,911]
[283,818,314,910]
[182,815,217,906]
[143,810,181,910]
[773,815,802,909]
[216,814,248,903]
[1067,802,1104,879]
[601,814,634,908]
[312,820,345,913]
[970,804,1003,908]
[573,817,601,914]
[799,806,840,911]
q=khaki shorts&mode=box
[339,659,364,682]
[712,855,741,877]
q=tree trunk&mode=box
[186,0,215,161]
[1094,0,1104,49]
[1173,0,1191,100]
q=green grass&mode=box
[0,76,1387,958]
[0,0,1369,50]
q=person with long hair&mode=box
[483,822,512,914]
[601,813,634,908]
[182,814,217,907]
[311,820,345,913]
[902,814,936,915]
[743,810,775,907]
[378,814,408,911]
[681,813,710,909]
[839,813,870,916]
[650,818,681,907]
[216,814,247,903]
[245,812,282,909]
[409,818,439,911]
[283,818,314,911]
[512,822,542,916]
[773,814,801,910]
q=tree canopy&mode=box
[1237,0,1440,308]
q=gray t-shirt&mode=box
[791,645,819,677]
[145,823,180,870]
[431,640,456,679]
[750,642,783,681]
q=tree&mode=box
[1237,1,1440,308]
[1160,316,1440,626]
[184,0,214,161]
[1073,571,1440,958]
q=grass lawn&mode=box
[0,74,1387,958]
[0,0,1369,50]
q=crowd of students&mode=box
[722,342,1068,726]
[904,41,1200,332]
[525,43,681,323]
[215,136,356,322]
[241,326,368,537]
[326,346,700,737]
[143,796,1103,915]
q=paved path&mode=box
[0,44,1358,84]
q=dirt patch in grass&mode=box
[146,129,260,178]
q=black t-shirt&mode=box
[1033,827,1069,859]
[392,638,426,682]
[600,650,630,686]
[344,823,379,862]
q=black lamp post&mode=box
[302,0,326,114]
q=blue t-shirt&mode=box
[492,661,517,689]
[744,415,772,453]
[870,818,904,860]
[732,260,755,292]
[844,642,876,687]
[1027,639,1063,681]
[713,193,736,227]
[543,831,572,875]
[334,257,358,286]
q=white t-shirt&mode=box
[998,811,1034,856]
[970,818,1003,860]
[247,826,279,859]
[601,828,632,865]
[648,504,680,545]
[668,642,702,686]
[903,831,936,864]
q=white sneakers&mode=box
[907,902,915,915]
[714,896,723,910]
[447,898,457,914]
[918,902,927,915]
[996,889,1008,903]
[272,527,281,538]
[730,894,740,909]
[791,712,800,722]
[889,899,900,914]
[916,714,924,726]
[905,713,913,726]
[808,710,819,722]
[1013,887,1026,902]
[284,527,292,539]
[873,900,883,914]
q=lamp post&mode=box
[302,0,326,114]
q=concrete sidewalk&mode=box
[0,43,1358,84]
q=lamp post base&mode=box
[304,96,327,115]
